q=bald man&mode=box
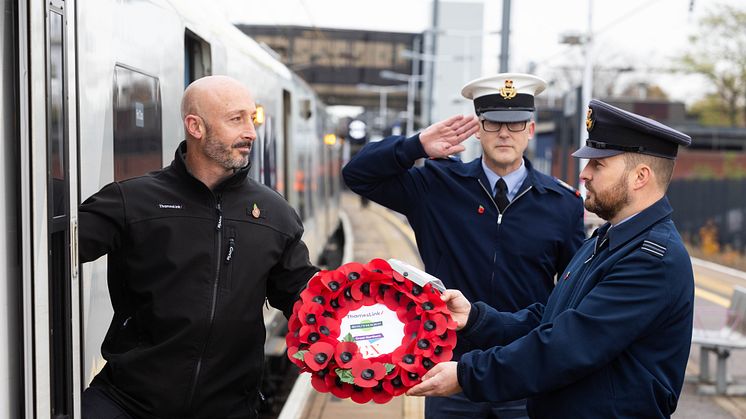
[79,75,318,419]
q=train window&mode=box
[299,99,312,120]
[113,65,163,181]
[185,30,211,85]
[49,13,66,219]
[263,117,278,189]
[47,6,73,418]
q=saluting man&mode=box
[408,100,695,419]
[343,74,585,418]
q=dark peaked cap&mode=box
[572,99,692,160]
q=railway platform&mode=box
[281,192,746,419]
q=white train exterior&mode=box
[1,0,342,417]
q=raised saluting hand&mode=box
[419,115,480,159]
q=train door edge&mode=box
[19,0,81,417]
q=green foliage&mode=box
[292,350,308,360]
[677,3,746,127]
[724,153,746,179]
[334,368,356,384]
[689,94,732,126]
[343,333,354,342]
[384,363,396,374]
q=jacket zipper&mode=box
[477,179,533,226]
[186,194,224,410]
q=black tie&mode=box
[494,178,509,213]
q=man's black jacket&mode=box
[79,141,317,418]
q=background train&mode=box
[1,0,343,417]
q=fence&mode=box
[668,179,746,253]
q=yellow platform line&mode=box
[695,286,730,308]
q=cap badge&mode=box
[585,108,595,131]
[499,79,517,100]
[251,203,261,219]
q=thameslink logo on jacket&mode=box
[158,203,183,209]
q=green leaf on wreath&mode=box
[384,363,396,374]
[343,333,354,342]
[292,350,308,360]
[335,368,356,384]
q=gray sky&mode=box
[214,0,736,104]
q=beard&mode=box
[203,129,251,170]
[584,175,630,221]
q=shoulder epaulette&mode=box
[640,229,669,258]
[640,240,667,258]
[553,177,582,198]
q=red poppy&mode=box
[371,382,394,403]
[336,292,364,312]
[303,341,334,371]
[383,289,406,313]
[334,341,360,368]
[299,302,325,326]
[392,344,425,375]
[391,270,407,284]
[320,270,347,293]
[412,336,436,358]
[350,385,374,404]
[404,318,421,338]
[299,325,336,346]
[329,376,354,399]
[415,288,449,316]
[382,374,408,396]
[416,316,440,338]
[342,284,364,302]
[351,280,379,305]
[337,261,368,283]
[429,345,454,363]
[432,329,457,348]
[400,369,421,387]
[350,358,387,388]
[322,316,342,339]
[299,280,326,305]
[364,258,393,277]
[311,368,333,392]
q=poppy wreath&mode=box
[286,258,458,404]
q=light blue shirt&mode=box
[482,158,528,201]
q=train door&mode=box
[17,0,81,417]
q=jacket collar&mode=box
[172,140,251,190]
[592,196,673,251]
[448,156,562,195]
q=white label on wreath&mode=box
[339,303,405,358]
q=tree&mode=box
[689,93,732,126]
[677,3,746,127]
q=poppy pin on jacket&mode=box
[478,205,485,214]
[251,203,261,219]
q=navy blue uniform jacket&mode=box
[457,197,694,418]
[343,134,585,317]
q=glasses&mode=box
[480,119,528,133]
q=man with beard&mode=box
[78,75,318,419]
[407,99,695,419]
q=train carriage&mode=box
[1,0,341,417]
